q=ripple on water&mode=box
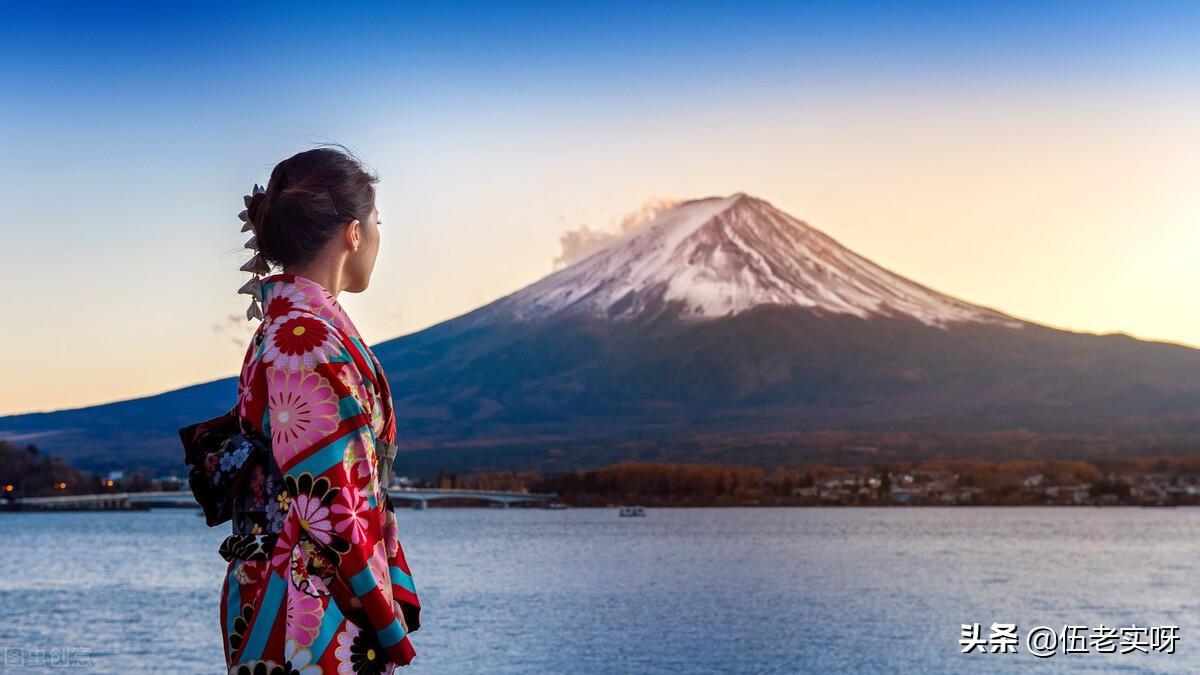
[0,507,1196,673]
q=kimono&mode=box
[219,273,421,674]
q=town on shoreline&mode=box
[506,457,1200,507]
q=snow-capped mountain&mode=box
[6,193,1200,476]
[489,193,1021,328]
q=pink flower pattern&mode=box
[271,514,300,571]
[237,356,260,420]
[226,273,419,671]
[331,486,370,546]
[266,367,339,466]
[286,585,324,647]
[291,493,334,546]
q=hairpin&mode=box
[245,298,264,321]
[239,183,269,321]
[238,276,264,299]
[239,254,271,275]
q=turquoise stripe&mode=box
[348,564,377,596]
[338,394,364,419]
[389,566,416,594]
[308,598,343,663]
[238,572,285,662]
[289,431,356,478]
[327,350,353,364]
[377,617,406,647]
[224,567,241,646]
[349,337,373,370]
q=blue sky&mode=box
[1,0,1198,414]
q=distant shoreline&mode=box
[3,502,1196,513]
[9,452,1200,510]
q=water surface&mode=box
[0,507,1195,673]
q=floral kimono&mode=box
[219,273,420,674]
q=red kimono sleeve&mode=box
[263,347,416,666]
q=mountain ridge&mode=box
[4,193,1200,475]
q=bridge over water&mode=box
[388,487,558,508]
[8,487,559,511]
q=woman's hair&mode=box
[246,144,379,268]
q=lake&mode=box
[0,507,1196,673]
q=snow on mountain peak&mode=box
[493,193,1022,328]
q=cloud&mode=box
[212,313,253,349]
[553,196,679,269]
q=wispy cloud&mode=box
[553,196,679,269]
[212,313,252,349]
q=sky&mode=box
[1,0,1198,415]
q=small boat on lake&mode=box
[619,505,646,517]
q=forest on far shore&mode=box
[439,455,1200,506]
[9,436,1200,507]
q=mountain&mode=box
[5,194,1200,475]
[485,193,1020,327]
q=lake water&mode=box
[0,507,1197,673]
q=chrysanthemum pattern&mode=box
[266,367,340,466]
[227,273,420,672]
[286,585,324,647]
[332,487,370,546]
[263,312,344,372]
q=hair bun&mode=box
[240,144,379,275]
[245,190,271,230]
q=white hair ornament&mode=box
[238,183,269,321]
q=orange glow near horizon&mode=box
[2,9,1198,416]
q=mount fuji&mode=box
[487,193,1020,327]
[6,194,1200,474]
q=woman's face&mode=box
[343,205,380,293]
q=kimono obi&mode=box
[217,441,395,563]
[214,430,289,562]
[227,443,287,538]
[219,532,277,563]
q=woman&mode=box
[220,146,420,674]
